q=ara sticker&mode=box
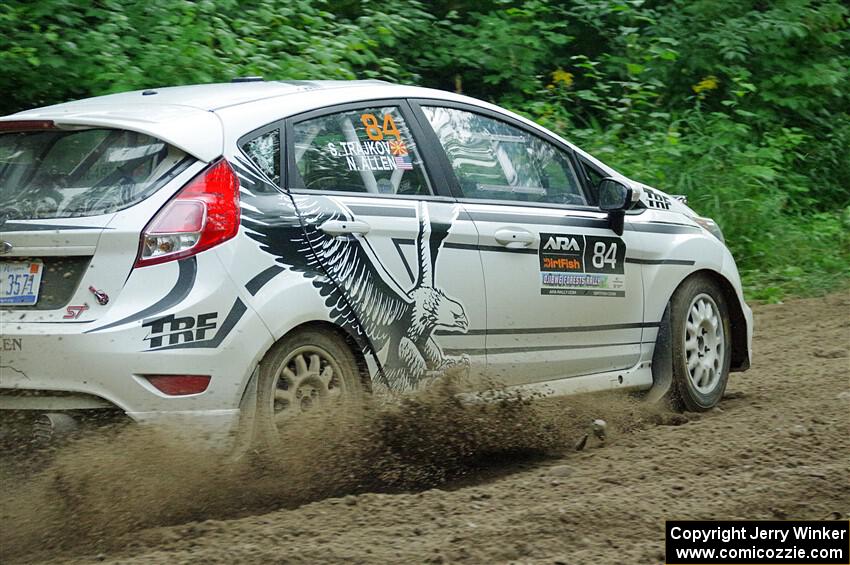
[538,232,626,297]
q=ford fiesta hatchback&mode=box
[0,80,752,442]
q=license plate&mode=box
[0,261,44,306]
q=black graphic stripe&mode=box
[467,211,607,230]
[445,242,538,255]
[393,238,539,262]
[436,321,658,337]
[466,211,699,234]
[392,238,416,283]
[444,341,645,356]
[626,222,699,234]
[336,207,698,235]
[246,265,285,295]
[0,222,106,232]
[85,257,197,333]
[625,258,696,265]
[148,299,247,351]
[442,348,487,356]
[488,341,644,354]
[400,239,693,258]
[347,205,417,218]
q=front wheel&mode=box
[669,276,732,411]
[255,329,363,446]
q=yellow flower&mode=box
[551,69,574,87]
[692,75,719,94]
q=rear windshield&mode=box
[0,128,193,219]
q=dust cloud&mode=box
[0,379,664,561]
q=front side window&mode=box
[0,128,190,219]
[422,106,586,206]
[291,106,431,196]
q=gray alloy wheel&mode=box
[255,329,362,445]
[684,293,726,395]
[669,276,732,411]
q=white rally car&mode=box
[0,80,752,442]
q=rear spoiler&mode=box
[0,104,223,162]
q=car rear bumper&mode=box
[0,252,274,438]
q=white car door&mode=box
[282,101,486,392]
[416,103,648,386]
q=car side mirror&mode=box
[598,177,635,236]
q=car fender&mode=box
[642,234,752,371]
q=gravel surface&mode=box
[2,291,848,564]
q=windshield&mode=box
[0,128,192,220]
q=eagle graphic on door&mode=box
[236,156,470,391]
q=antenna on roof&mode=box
[231,76,264,83]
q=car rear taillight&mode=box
[144,375,211,396]
[135,158,240,267]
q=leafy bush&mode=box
[1,0,847,299]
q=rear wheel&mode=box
[669,276,731,411]
[255,329,363,445]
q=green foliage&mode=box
[0,0,427,110]
[1,0,848,300]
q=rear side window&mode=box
[242,128,280,186]
[0,128,191,219]
[291,106,431,196]
[422,106,586,206]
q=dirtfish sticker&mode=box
[539,232,626,297]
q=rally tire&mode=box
[669,276,732,411]
[255,328,363,447]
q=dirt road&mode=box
[3,292,849,564]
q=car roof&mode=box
[23,80,395,113]
[0,81,442,161]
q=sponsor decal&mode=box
[543,235,582,252]
[142,312,218,349]
[539,232,626,297]
[63,304,89,319]
[360,113,401,141]
[393,155,413,170]
[1,337,22,351]
[644,187,672,210]
[322,112,418,173]
[326,139,415,173]
[389,140,408,156]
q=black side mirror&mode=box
[598,177,633,236]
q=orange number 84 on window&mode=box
[361,113,402,141]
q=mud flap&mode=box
[230,366,260,460]
[645,303,672,403]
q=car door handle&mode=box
[319,219,371,236]
[494,228,535,249]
